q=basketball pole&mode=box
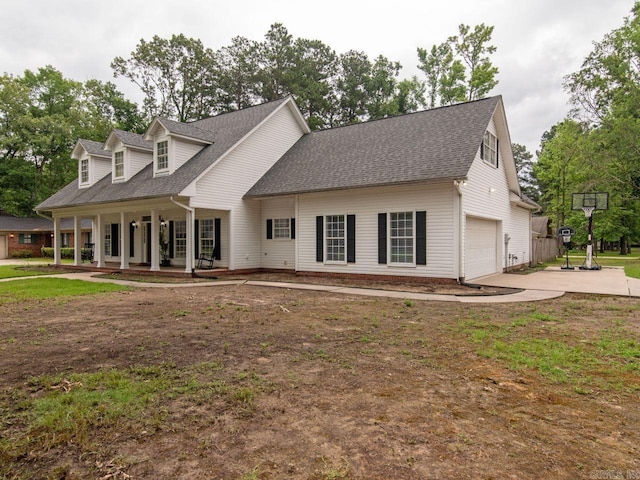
[581,209,600,270]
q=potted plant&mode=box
[159,222,171,267]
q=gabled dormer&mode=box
[71,139,111,189]
[103,130,153,183]
[143,118,215,177]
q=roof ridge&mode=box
[191,96,290,126]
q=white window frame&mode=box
[199,219,214,257]
[104,225,111,256]
[80,158,89,184]
[156,140,169,172]
[174,220,186,258]
[482,131,498,167]
[273,218,291,240]
[325,214,345,263]
[114,151,124,179]
[389,211,415,266]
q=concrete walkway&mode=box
[0,270,563,304]
[474,266,640,297]
[2,259,638,302]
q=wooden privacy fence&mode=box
[532,237,560,265]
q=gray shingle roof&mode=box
[0,215,91,231]
[109,130,153,151]
[78,139,110,158]
[246,96,502,197]
[36,97,290,211]
[155,118,217,143]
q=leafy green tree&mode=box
[255,23,297,102]
[394,76,426,114]
[366,55,401,120]
[112,34,218,122]
[512,143,539,202]
[335,50,372,125]
[417,23,498,106]
[564,2,640,253]
[83,79,146,136]
[215,36,261,111]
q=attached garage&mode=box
[465,217,499,280]
[0,235,5,259]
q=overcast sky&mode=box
[0,0,635,155]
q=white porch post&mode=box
[53,217,61,266]
[95,214,104,268]
[73,216,82,266]
[184,208,194,273]
[150,210,160,271]
[120,212,129,269]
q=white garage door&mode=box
[465,217,498,280]
[0,235,6,259]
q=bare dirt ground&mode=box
[1,280,639,479]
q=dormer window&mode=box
[481,131,498,167]
[114,151,124,178]
[80,159,89,184]
[157,141,169,171]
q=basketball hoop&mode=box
[572,193,609,271]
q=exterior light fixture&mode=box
[131,220,138,229]
[160,216,166,227]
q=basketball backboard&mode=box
[572,193,609,211]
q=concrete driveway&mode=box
[475,266,640,297]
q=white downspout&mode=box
[170,196,195,274]
[454,180,466,282]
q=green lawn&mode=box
[550,250,640,278]
[0,277,130,304]
[0,265,59,279]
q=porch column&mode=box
[120,212,129,269]
[184,208,194,273]
[150,210,160,271]
[95,214,105,268]
[53,217,61,266]
[73,216,82,266]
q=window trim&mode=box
[80,158,89,184]
[388,211,416,267]
[174,220,187,258]
[273,218,291,240]
[325,214,346,264]
[113,151,124,179]
[482,131,498,167]
[156,140,169,173]
[199,218,215,257]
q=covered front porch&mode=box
[49,197,227,274]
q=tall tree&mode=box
[111,34,218,122]
[366,55,401,120]
[256,23,297,102]
[417,23,498,106]
[394,76,426,114]
[83,79,146,136]
[335,50,372,125]
[512,143,539,202]
[215,36,261,111]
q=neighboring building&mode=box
[0,213,92,259]
[36,95,537,281]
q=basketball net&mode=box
[582,207,595,218]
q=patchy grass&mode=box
[0,265,60,279]
[0,277,130,304]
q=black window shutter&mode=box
[316,216,323,262]
[291,218,295,240]
[266,219,273,239]
[480,137,484,160]
[129,223,135,257]
[416,211,427,265]
[213,218,221,260]
[378,213,387,264]
[32,234,39,244]
[496,138,499,167]
[18,233,24,244]
[194,220,200,258]
[111,223,119,256]
[169,221,174,258]
[347,214,356,263]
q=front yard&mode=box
[0,280,639,479]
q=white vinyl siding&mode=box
[192,102,306,270]
[260,197,296,270]
[174,140,205,171]
[297,183,455,278]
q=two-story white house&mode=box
[36,95,537,281]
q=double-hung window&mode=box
[482,131,498,167]
[157,141,168,171]
[390,211,414,264]
[325,215,345,262]
[174,220,186,258]
[274,218,290,239]
[80,159,89,184]
[114,151,124,178]
[200,219,214,257]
